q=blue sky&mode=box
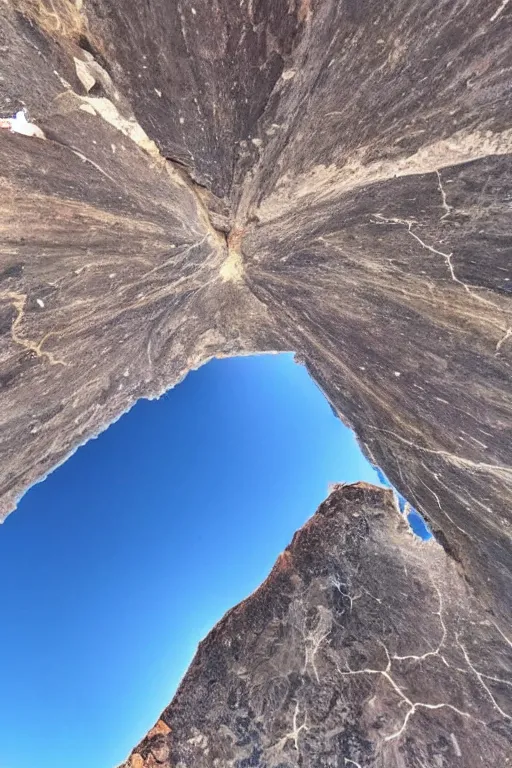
[0,353,426,768]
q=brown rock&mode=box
[147,720,171,739]
[1,1,511,763]
[118,484,512,768]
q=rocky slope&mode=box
[0,0,511,763]
[119,484,512,768]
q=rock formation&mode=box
[0,0,511,764]
[119,483,512,768]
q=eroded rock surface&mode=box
[119,484,512,768]
[1,0,512,761]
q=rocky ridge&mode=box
[120,484,512,768]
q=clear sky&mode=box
[0,354,426,768]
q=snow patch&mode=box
[0,110,45,140]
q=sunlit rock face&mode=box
[0,0,511,761]
[119,484,512,768]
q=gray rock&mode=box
[0,1,511,763]
[119,484,512,768]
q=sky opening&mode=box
[0,353,430,768]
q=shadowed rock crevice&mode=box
[0,0,511,763]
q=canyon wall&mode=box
[0,1,511,763]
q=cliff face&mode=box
[0,0,511,763]
[119,484,512,768]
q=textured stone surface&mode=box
[119,484,512,768]
[0,0,511,762]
